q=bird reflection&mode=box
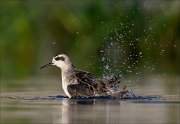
[57,98,121,124]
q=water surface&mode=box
[1,76,180,124]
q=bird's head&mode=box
[40,54,72,71]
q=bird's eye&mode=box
[55,56,65,61]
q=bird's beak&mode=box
[40,62,53,69]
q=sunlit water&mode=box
[1,76,180,124]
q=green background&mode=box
[1,0,180,80]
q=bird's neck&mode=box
[61,64,77,86]
[61,64,75,73]
[61,64,76,79]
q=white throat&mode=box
[61,71,71,98]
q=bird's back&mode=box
[67,68,121,98]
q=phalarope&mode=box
[40,54,133,98]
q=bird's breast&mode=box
[62,78,71,98]
[61,73,78,98]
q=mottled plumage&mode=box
[40,54,131,98]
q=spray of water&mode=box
[99,16,167,85]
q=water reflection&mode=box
[1,94,180,124]
[59,99,121,124]
[51,97,180,124]
[1,76,180,124]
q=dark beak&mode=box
[40,62,53,69]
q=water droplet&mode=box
[105,65,109,70]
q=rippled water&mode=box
[1,76,180,124]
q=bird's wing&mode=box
[67,83,94,98]
[74,69,94,86]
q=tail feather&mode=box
[105,75,121,86]
[100,75,121,95]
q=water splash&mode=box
[98,16,169,85]
[3,94,179,105]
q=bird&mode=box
[40,54,132,98]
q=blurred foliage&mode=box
[0,0,180,79]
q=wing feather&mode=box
[75,70,94,86]
[67,83,94,98]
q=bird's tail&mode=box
[103,75,121,94]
